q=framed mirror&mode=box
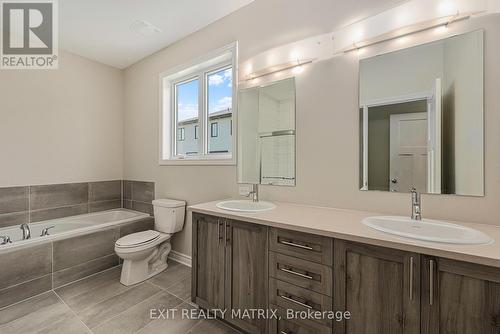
[359,30,484,196]
[238,78,296,186]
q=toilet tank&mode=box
[152,199,186,233]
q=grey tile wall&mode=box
[122,180,155,215]
[0,180,126,229]
[0,217,155,308]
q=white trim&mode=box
[159,42,238,166]
[360,91,431,109]
[168,250,192,267]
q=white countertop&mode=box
[189,200,500,268]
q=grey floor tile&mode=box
[57,274,130,313]
[137,302,201,334]
[92,290,183,334]
[55,267,121,299]
[35,316,92,334]
[166,275,191,301]
[149,261,191,290]
[0,293,74,334]
[77,282,161,328]
[0,291,59,326]
[188,319,243,334]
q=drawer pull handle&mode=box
[279,295,313,309]
[280,331,291,334]
[409,256,414,301]
[280,240,313,250]
[280,267,313,280]
[429,259,435,306]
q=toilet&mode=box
[115,198,186,286]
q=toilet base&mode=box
[119,241,172,286]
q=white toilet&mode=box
[115,198,186,286]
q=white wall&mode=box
[443,31,484,196]
[123,0,500,257]
[359,43,444,103]
[0,51,124,186]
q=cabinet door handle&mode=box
[429,259,435,306]
[279,295,313,309]
[409,256,414,301]
[280,331,291,334]
[225,221,230,246]
[279,240,313,250]
[280,267,313,280]
[217,220,223,243]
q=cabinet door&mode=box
[333,240,420,334]
[192,213,225,310]
[225,219,268,334]
[421,256,500,334]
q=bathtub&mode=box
[0,209,150,251]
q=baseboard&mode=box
[168,250,192,267]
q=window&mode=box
[160,42,237,165]
[211,122,218,137]
[178,127,185,141]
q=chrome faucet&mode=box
[40,226,55,237]
[0,236,12,245]
[20,223,31,240]
[246,184,259,202]
[410,188,422,221]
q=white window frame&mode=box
[159,42,238,165]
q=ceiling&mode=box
[59,0,408,69]
[59,0,255,69]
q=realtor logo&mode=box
[1,0,58,69]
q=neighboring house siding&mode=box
[177,113,231,155]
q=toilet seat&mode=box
[116,230,161,248]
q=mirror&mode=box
[359,30,484,196]
[238,78,296,186]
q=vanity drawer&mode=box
[269,228,333,265]
[269,251,332,296]
[269,278,332,326]
[269,304,331,334]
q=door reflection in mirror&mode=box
[359,30,484,196]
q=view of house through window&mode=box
[175,78,199,155]
[207,67,232,153]
[173,66,232,156]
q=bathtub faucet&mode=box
[40,226,55,237]
[20,223,31,240]
[0,236,11,245]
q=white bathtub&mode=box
[0,209,150,251]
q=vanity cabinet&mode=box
[333,240,421,334]
[192,211,500,334]
[421,256,500,334]
[192,213,268,334]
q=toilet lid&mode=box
[116,230,160,248]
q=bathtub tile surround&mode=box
[0,263,239,334]
[0,243,52,309]
[123,180,155,215]
[52,228,121,288]
[0,180,156,229]
[0,217,154,308]
[0,187,30,228]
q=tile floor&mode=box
[0,261,242,334]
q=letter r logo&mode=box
[2,2,53,54]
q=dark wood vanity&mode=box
[191,212,500,334]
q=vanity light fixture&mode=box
[245,58,314,81]
[339,11,476,54]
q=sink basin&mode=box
[362,216,493,245]
[216,200,276,212]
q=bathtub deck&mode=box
[0,262,242,334]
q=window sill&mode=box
[159,158,236,166]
